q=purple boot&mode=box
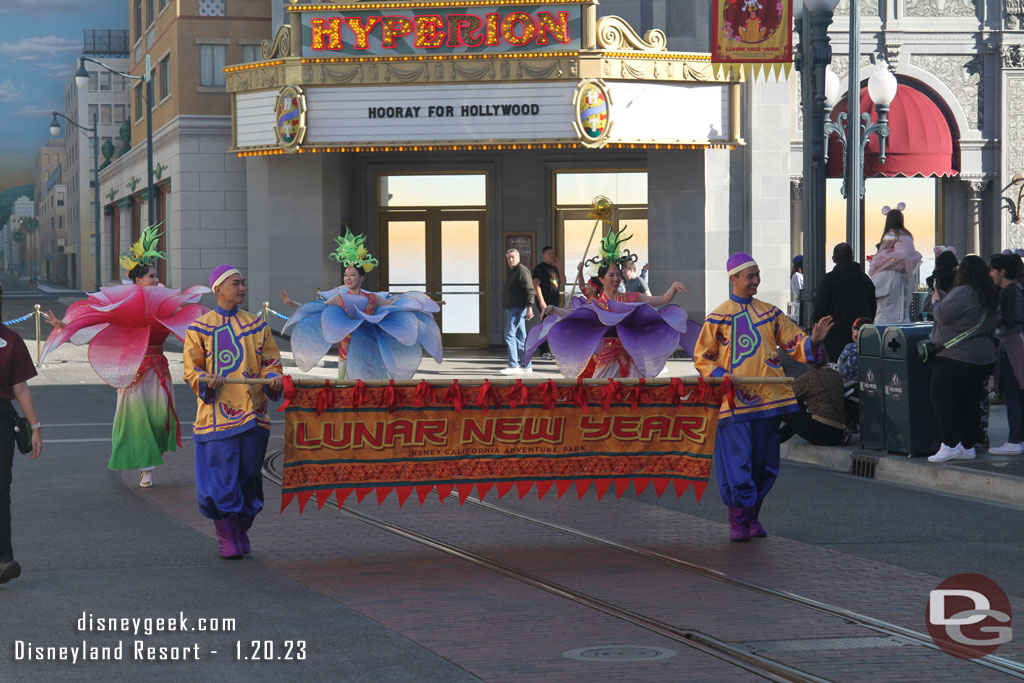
[238,517,254,554]
[749,501,767,538]
[213,519,242,559]
[727,507,749,542]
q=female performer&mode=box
[526,227,692,378]
[41,225,209,487]
[281,228,442,379]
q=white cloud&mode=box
[0,79,26,102]
[0,36,80,62]
[0,0,82,16]
[17,106,56,117]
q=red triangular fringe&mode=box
[496,481,514,498]
[594,479,612,500]
[375,486,393,505]
[297,490,314,514]
[516,481,533,499]
[614,478,631,499]
[575,479,592,499]
[476,482,494,501]
[633,478,651,496]
[652,478,669,497]
[456,483,475,505]
[355,487,373,503]
[555,480,572,499]
[535,481,553,500]
[335,488,352,508]
[281,492,296,512]
[673,480,691,498]
[693,481,708,502]
[436,483,454,502]
[395,486,414,507]
[316,489,332,510]
[416,485,433,505]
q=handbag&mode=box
[917,311,988,364]
[12,414,31,454]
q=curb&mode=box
[782,441,1024,507]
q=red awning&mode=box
[825,84,957,178]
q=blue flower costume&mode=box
[282,230,443,379]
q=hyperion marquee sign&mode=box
[295,1,583,57]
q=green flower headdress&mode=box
[330,227,379,272]
[120,223,167,272]
[585,225,639,271]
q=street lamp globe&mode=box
[824,66,842,108]
[74,59,90,90]
[49,114,61,138]
[803,0,841,11]
[867,67,898,107]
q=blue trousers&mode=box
[194,428,268,520]
[713,416,781,508]
[1000,350,1024,444]
[504,307,530,369]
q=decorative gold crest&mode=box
[572,79,613,148]
[274,85,307,150]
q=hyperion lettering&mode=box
[309,10,570,52]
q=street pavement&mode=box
[3,275,1023,682]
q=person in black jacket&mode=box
[813,242,877,362]
[501,248,536,374]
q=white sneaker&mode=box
[499,367,521,375]
[522,367,534,373]
[139,470,154,488]
[989,442,1024,455]
[957,444,977,460]
[928,443,962,462]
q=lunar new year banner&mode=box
[280,378,728,512]
[712,0,793,80]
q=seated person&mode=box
[780,363,847,446]
[836,317,871,382]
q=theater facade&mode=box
[228,1,790,347]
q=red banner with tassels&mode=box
[280,379,726,512]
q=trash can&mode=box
[881,324,940,457]
[858,324,887,450]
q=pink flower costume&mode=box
[41,283,209,470]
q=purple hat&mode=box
[210,264,240,289]
[727,252,757,277]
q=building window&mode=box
[100,104,112,124]
[59,216,63,229]
[100,72,111,91]
[241,44,261,63]
[88,104,98,123]
[198,0,226,16]
[158,0,168,12]
[199,44,226,87]
[114,104,126,124]
[146,0,154,25]
[159,55,171,100]
[134,83,144,121]
[88,71,98,91]
[134,0,142,40]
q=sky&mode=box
[0,0,127,193]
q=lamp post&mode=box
[74,55,154,229]
[823,65,898,261]
[795,0,840,328]
[51,111,101,291]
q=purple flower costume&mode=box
[525,294,699,378]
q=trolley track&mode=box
[263,450,1024,681]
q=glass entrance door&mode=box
[381,209,487,347]
[557,206,648,299]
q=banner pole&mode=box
[198,376,793,387]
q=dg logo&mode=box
[927,573,1012,659]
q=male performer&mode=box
[183,265,284,558]
[694,253,832,542]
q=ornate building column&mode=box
[962,177,988,254]
[790,178,804,259]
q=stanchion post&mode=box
[34,304,41,361]
[263,301,270,324]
